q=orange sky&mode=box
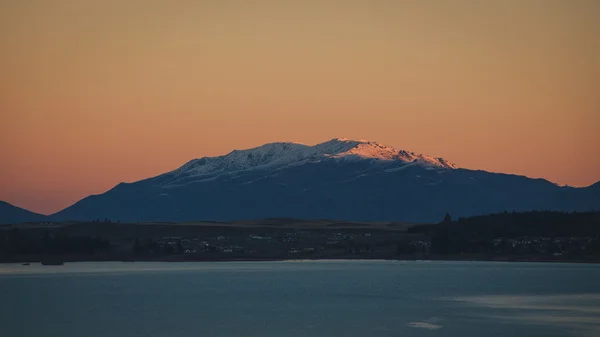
[1,0,599,215]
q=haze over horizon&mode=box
[1,0,599,215]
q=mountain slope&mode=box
[51,138,600,223]
[0,201,48,225]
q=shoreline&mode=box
[3,256,600,265]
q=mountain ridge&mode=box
[2,138,599,224]
[46,138,599,223]
[165,138,457,182]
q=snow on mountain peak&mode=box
[169,138,457,181]
[316,138,458,168]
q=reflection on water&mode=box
[406,320,443,330]
[446,294,600,336]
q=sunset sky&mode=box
[1,0,599,215]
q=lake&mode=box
[1,261,600,337]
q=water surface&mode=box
[1,261,599,337]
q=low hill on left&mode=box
[0,201,48,225]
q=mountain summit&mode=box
[314,138,457,168]
[43,138,600,223]
[164,138,456,187]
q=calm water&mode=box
[1,261,600,337]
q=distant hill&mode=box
[0,201,48,225]
[49,138,600,223]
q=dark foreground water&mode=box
[1,261,600,337]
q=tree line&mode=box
[408,211,600,255]
[0,228,110,258]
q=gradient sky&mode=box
[1,0,599,215]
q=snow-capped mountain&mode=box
[161,138,456,187]
[47,138,600,223]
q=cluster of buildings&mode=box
[287,247,316,255]
[145,230,380,257]
[326,232,371,246]
[151,236,246,254]
[408,239,432,254]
